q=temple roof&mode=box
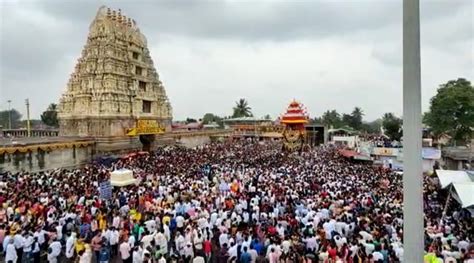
[280,100,309,124]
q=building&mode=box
[442,147,474,170]
[329,127,359,148]
[305,124,328,147]
[225,117,277,138]
[58,6,172,139]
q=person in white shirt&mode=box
[79,248,93,263]
[109,227,120,257]
[304,235,318,253]
[14,232,25,263]
[183,242,194,261]
[141,232,154,251]
[48,239,62,263]
[112,214,121,229]
[193,255,206,263]
[128,234,136,248]
[175,232,186,255]
[194,232,204,253]
[5,239,18,263]
[132,245,143,263]
[219,231,229,247]
[372,249,384,262]
[145,219,157,233]
[176,215,185,231]
[65,232,77,260]
[22,232,34,262]
[154,231,168,255]
[120,239,132,263]
[34,228,47,247]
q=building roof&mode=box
[451,182,474,208]
[435,169,472,189]
[225,117,266,122]
[328,127,358,134]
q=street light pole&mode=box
[403,0,424,261]
[25,99,31,137]
[7,100,12,129]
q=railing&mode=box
[2,129,59,138]
[169,129,233,138]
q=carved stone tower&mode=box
[58,6,172,137]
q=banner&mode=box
[126,119,165,136]
[99,181,112,200]
[372,147,399,156]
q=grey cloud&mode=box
[0,0,472,120]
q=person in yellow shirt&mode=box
[75,238,86,254]
[98,213,107,231]
[162,214,171,226]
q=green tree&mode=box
[321,110,341,128]
[350,107,364,130]
[382,113,402,140]
[342,114,353,127]
[0,108,22,129]
[202,113,224,127]
[361,119,382,134]
[185,118,197,123]
[424,78,474,144]
[263,114,272,120]
[40,103,59,127]
[232,98,252,118]
[311,116,322,124]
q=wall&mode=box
[177,135,211,148]
[0,146,93,173]
[332,136,358,148]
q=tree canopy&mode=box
[382,113,402,141]
[40,103,59,127]
[232,98,252,118]
[202,113,224,127]
[349,107,364,130]
[321,110,341,128]
[424,78,474,144]
[0,108,22,129]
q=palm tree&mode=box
[41,103,59,127]
[350,107,364,130]
[232,98,252,118]
[321,110,341,128]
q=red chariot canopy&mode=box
[280,100,309,124]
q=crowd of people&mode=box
[0,141,472,263]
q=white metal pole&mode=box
[7,100,12,129]
[403,0,424,261]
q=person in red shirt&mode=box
[203,238,212,260]
[327,242,338,261]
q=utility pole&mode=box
[25,99,31,137]
[7,100,12,129]
[403,0,424,261]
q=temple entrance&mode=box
[139,134,155,151]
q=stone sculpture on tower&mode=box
[58,6,172,137]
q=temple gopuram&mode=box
[58,6,172,151]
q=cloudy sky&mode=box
[0,0,472,121]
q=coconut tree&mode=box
[232,98,252,118]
